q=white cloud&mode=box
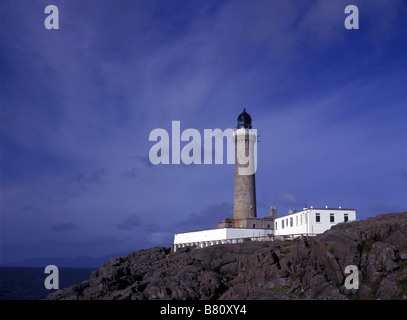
[147,232,171,244]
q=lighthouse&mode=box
[172,109,357,252]
[233,109,257,220]
[217,109,272,229]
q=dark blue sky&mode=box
[1,0,407,264]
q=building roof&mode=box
[275,207,356,219]
[237,108,252,129]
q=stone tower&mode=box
[233,109,257,220]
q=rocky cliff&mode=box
[46,212,407,300]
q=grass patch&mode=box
[397,278,407,296]
[362,239,374,255]
[281,247,291,254]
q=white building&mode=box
[173,207,356,251]
[274,207,356,237]
[173,227,274,252]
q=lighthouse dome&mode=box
[237,108,252,129]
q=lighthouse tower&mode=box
[233,109,257,220]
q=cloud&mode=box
[51,222,78,232]
[175,202,233,232]
[46,168,108,204]
[143,202,233,245]
[75,169,107,187]
[394,170,407,183]
[41,235,126,251]
[116,214,142,230]
[244,0,346,62]
[21,205,42,215]
[242,0,407,64]
[147,232,172,244]
[123,167,138,178]
[365,203,406,216]
[275,192,307,210]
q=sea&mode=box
[0,267,94,300]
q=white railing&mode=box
[172,233,312,252]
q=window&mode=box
[330,213,335,223]
[267,224,270,229]
[253,224,256,228]
[296,216,298,226]
[316,213,320,223]
[300,215,303,225]
[290,217,293,227]
[282,220,284,229]
[275,222,278,230]
[344,214,349,222]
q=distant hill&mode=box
[46,212,407,300]
[3,251,131,268]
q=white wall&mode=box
[174,228,228,244]
[274,209,356,236]
[274,211,307,236]
[173,228,275,252]
[224,228,274,240]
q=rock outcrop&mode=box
[46,212,407,300]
